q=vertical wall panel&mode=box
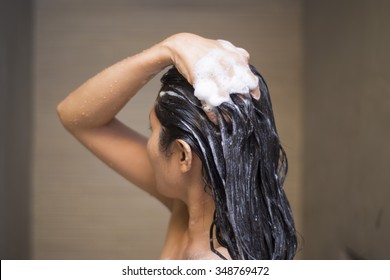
[304,0,390,259]
[0,0,33,259]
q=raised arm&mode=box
[57,40,174,206]
[57,33,257,210]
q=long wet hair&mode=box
[154,66,297,260]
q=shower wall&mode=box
[303,0,390,259]
[0,0,33,259]
[32,0,303,259]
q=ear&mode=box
[175,139,193,173]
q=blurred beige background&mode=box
[1,0,389,259]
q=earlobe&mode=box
[175,139,192,172]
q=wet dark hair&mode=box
[154,66,297,260]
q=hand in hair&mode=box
[57,33,260,210]
[162,33,261,103]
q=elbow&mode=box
[56,101,75,131]
[56,102,65,124]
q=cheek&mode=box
[146,134,166,183]
[147,136,181,198]
[146,134,159,170]
[146,137,154,160]
[147,111,161,162]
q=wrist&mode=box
[159,37,176,66]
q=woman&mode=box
[57,33,297,260]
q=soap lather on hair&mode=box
[193,39,259,109]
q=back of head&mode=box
[155,66,297,260]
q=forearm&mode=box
[57,42,171,131]
[57,32,258,132]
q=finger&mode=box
[217,39,236,51]
[236,47,250,60]
[251,86,261,100]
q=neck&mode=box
[175,158,228,259]
[187,186,214,239]
[180,180,215,256]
